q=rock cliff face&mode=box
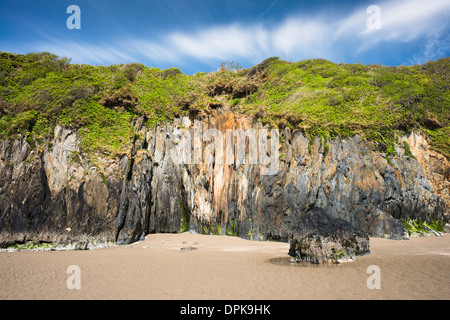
[0,111,448,262]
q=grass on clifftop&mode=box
[0,52,449,159]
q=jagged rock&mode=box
[66,240,89,251]
[445,224,450,233]
[423,225,444,237]
[0,127,120,248]
[366,209,409,240]
[288,207,370,264]
[0,112,448,260]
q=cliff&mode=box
[0,53,449,262]
[1,111,448,262]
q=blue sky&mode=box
[1,0,449,74]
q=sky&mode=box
[0,0,449,74]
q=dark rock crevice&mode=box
[0,114,448,261]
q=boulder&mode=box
[288,207,370,264]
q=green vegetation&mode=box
[403,141,416,160]
[6,241,54,251]
[200,221,222,236]
[401,219,445,237]
[237,57,449,159]
[247,218,253,240]
[0,52,448,159]
[331,249,346,261]
[179,200,189,233]
[323,143,330,157]
[99,172,108,186]
[226,218,238,237]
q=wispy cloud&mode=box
[405,30,450,65]
[272,16,333,58]
[343,0,450,53]
[32,41,135,65]
[12,0,450,69]
[169,24,269,61]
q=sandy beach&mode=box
[0,233,449,300]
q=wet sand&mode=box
[0,233,449,300]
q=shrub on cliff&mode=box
[0,52,448,160]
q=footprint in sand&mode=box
[183,241,198,245]
[177,246,198,253]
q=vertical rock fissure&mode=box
[178,168,190,233]
[143,161,153,237]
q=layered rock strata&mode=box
[0,111,448,262]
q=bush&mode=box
[246,57,279,77]
[99,85,139,111]
[161,67,182,79]
[0,52,448,161]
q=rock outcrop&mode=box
[0,126,120,247]
[288,207,370,264]
[0,111,448,261]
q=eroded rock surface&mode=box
[288,207,370,264]
[0,111,448,259]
